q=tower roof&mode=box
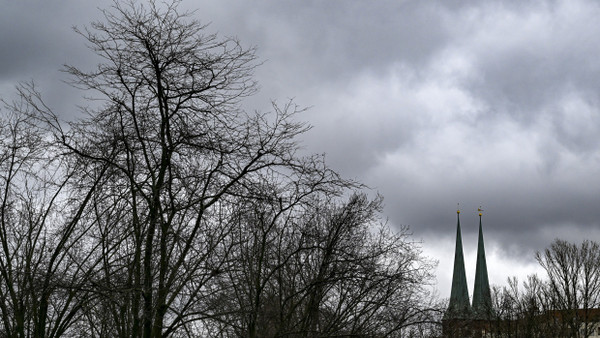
[472,211,493,319]
[445,210,471,320]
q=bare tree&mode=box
[218,192,439,337]
[4,1,442,337]
[536,239,600,338]
[18,1,348,337]
[0,95,110,337]
[491,240,600,338]
[488,275,560,338]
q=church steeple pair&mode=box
[444,208,492,320]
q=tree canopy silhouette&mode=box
[0,1,439,337]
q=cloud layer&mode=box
[2,0,600,297]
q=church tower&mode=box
[443,208,494,337]
[444,209,471,320]
[471,209,493,319]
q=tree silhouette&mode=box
[1,1,440,337]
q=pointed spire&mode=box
[445,209,471,319]
[472,209,493,319]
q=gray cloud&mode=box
[2,0,599,298]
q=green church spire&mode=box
[472,209,493,319]
[445,209,471,319]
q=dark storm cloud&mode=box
[188,1,453,108]
[2,0,600,296]
[0,2,63,78]
[217,0,600,292]
[0,1,112,115]
[1,2,95,77]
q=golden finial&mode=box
[478,206,484,217]
[457,203,460,214]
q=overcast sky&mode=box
[2,0,600,299]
